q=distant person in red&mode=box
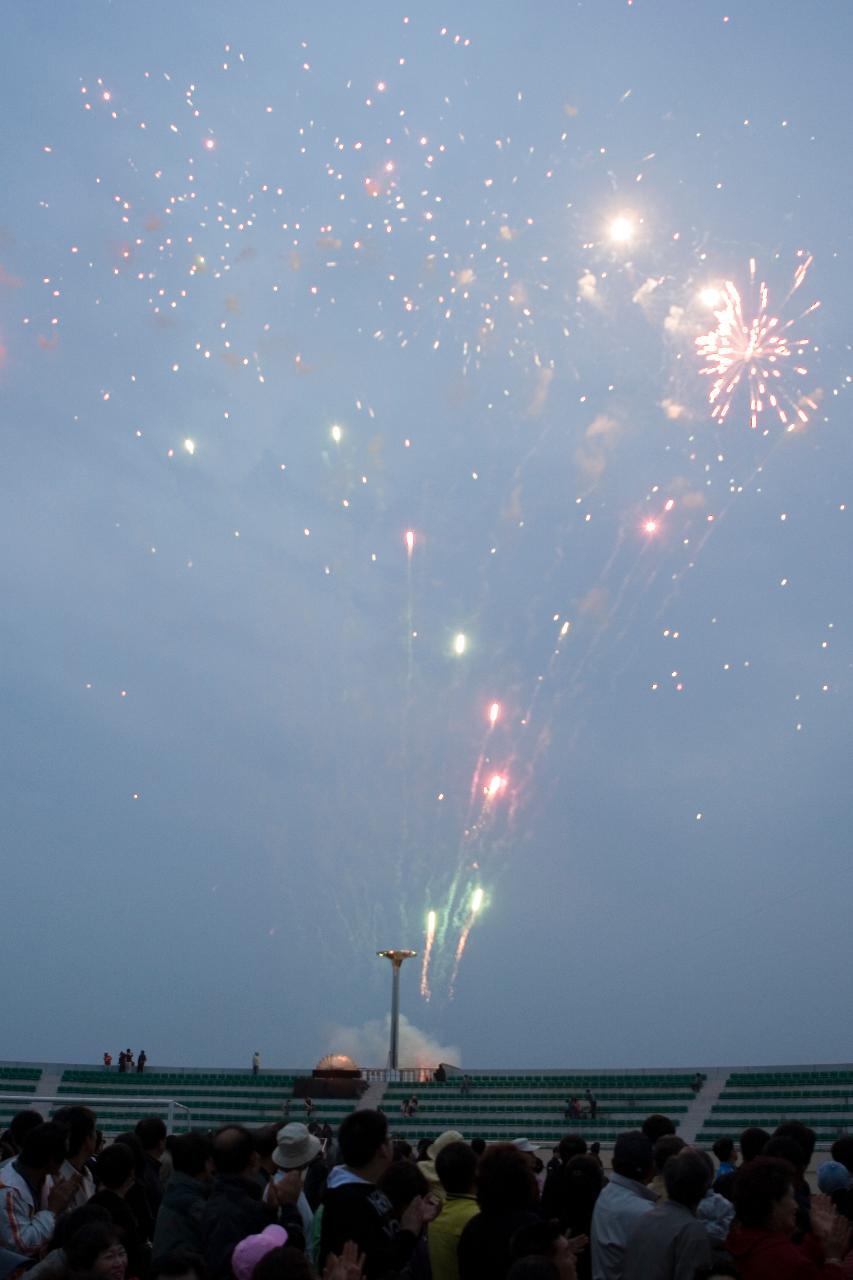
[118,1052,127,1073]
[727,1157,850,1278]
[103,1053,113,1071]
[136,1052,147,1074]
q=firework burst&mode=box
[696,255,820,432]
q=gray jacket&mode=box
[623,1200,712,1280]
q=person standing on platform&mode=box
[103,1053,112,1071]
[137,1052,147,1075]
[252,1053,261,1077]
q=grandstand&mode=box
[698,1067,853,1148]
[383,1072,698,1145]
[2,1062,852,1150]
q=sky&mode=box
[2,0,852,1072]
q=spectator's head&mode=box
[251,1125,278,1169]
[772,1121,816,1166]
[762,1136,806,1178]
[557,1136,588,1164]
[231,1226,288,1280]
[95,1141,135,1194]
[272,1123,322,1174]
[435,1141,478,1195]
[392,1140,413,1162]
[563,1155,604,1206]
[65,1224,127,1280]
[54,1106,98,1163]
[832,1137,853,1174]
[663,1149,713,1211]
[337,1110,391,1177]
[641,1114,676,1143]
[7,1110,44,1155]
[150,1254,207,1280]
[250,1247,314,1280]
[611,1131,654,1184]
[739,1128,770,1164]
[817,1161,852,1195]
[211,1126,257,1178]
[113,1133,146,1179]
[712,1137,735,1165]
[135,1116,167,1158]
[470,1138,486,1158]
[51,1204,112,1251]
[733,1156,798,1232]
[169,1132,213,1180]
[476,1143,538,1214]
[653,1135,685,1175]
[378,1160,429,1217]
[510,1220,576,1280]
[19,1122,68,1176]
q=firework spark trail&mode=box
[448,886,484,997]
[420,908,436,1000]
[696,255,820,432]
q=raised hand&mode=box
[47,1172,83,1214]
[270,1169,303,1207]
[323,1241,365,1280]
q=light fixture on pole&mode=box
[377,949,416,1070]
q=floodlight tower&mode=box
[377,949,417,1070]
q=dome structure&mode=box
[315,1052,359,1072]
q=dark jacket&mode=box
[201,1175,302,1280]
[125,1179,156,1244]
[90,1188,150,1279]
[727,1224,826,1279]
[457,1209,540,1280]
[319,1174,418,1280]
[152,1172,210,1264]
[141,1155,164,1217]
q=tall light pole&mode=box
[377,949,416,1070]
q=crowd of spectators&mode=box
[2,1099,853,1280]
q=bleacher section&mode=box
[53,1069,356,1136]
[699,1069,853,1149]
[384,1073,701,1144]
[5,1063,853,1150]
[0,1066,42,1132]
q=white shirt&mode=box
[590,1172,657,1280]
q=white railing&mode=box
[0,1094,191,1134]
[361,1068,438,1084]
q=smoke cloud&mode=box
[323,1014,461,1070]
